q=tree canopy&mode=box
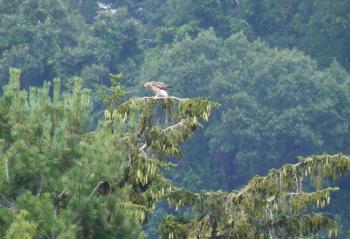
[1,69,350,238]
[1,0,350,238]
[138,29,350,189]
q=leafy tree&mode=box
[55,6,143,90]
[65,0,99,24]
[138,29,350,191]
[239,0,350,69]
[0,0,144,90]
[5,210,37,239]
[0,0,82,87]
[119,0,250,47]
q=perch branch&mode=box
[134,96,188,101]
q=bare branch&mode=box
[0,192,18,212]
[163,119,185,132]
[139,143,148,157]
[133,96,188,101]
[4,156,9,182]
[74,180,105,221]
[128,155,133,168]
[57,187,67,199]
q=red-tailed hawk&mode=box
[144,81,171,98]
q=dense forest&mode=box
[0,0,350,238]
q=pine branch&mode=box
[194,154,348,203]
[162,154,350,238]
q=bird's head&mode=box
[144,82,152,88]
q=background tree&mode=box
[239,0,350,69]
[0,0,143,90]
[138,29,350,190]
[0,0,82,87]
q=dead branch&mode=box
[163,119,185,132]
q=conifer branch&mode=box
[162,154,349,238]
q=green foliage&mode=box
[2,66,350,238]
[65,0,98,23]
[239,0,350,69]
[160,154,350,238]
[0,208,13,236]
[2,1,350,237]
[0,0,81,87]
[139,29,350,190]
[139,0,245,41]
[5,210,37,239]
[0,68,217,238]
[0,0,143,89]
[0,69,142,238]
[107,96,218,214]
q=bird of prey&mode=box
[144,81,171,98]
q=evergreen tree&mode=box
[0,69,142,238]
[159,154,350,238]
[2,69,350,238]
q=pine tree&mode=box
[1,69,350,238]
[0,69,142,238]
[100,75,350,238]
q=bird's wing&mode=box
[151,81,169,90]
